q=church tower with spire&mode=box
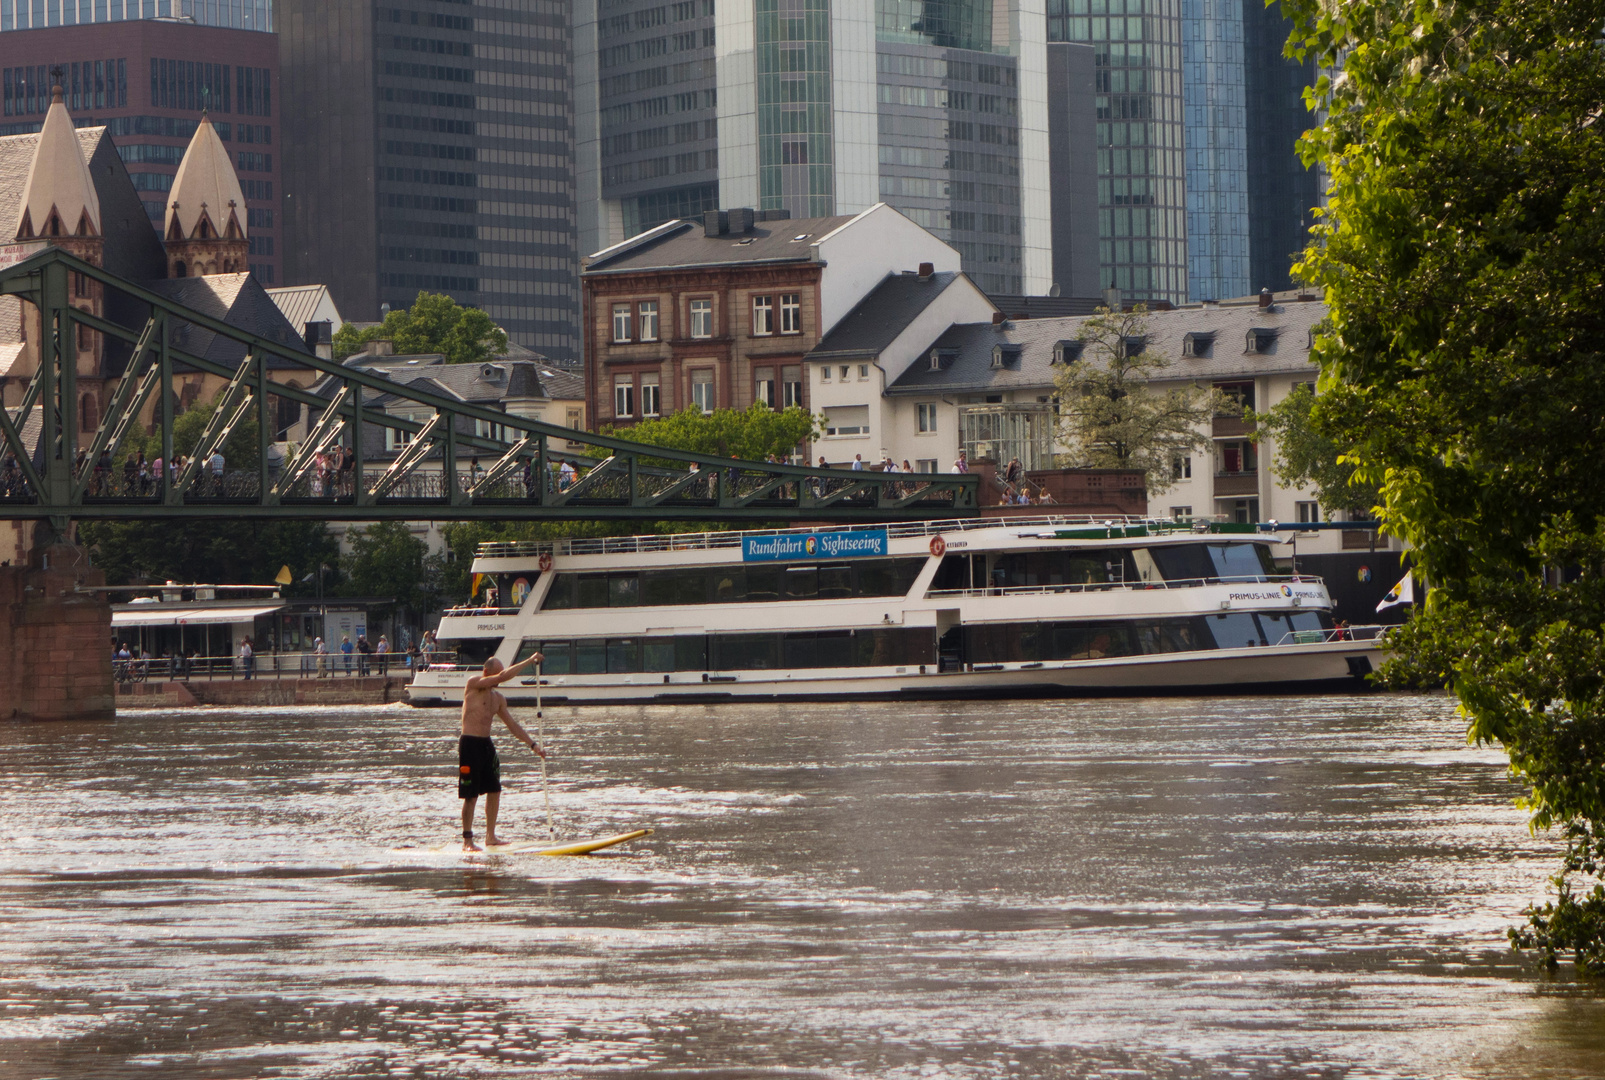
[164,114,249,278]
[12,77,105,382]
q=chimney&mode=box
[727,207,756,234]
[917,262,934,281]
[368,339,394,357]
[304,320,332,360]
[1259,287,1273,308]
[1101,286,1122,312]
[991,311,1007,326]
[703,209,728,237]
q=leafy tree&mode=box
[333,291,509,365]
[339,521,441,619]
[594,403,820,463]
[1283,0,1605,969]
[1248,383,1380,519]
[79,517,341,594]
[117,386,260,471]
[1052,306,1231,494]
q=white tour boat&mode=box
[407,517,1386,707]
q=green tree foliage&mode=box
[1052,306,1231,494]
[339,521,441,618]
[79,517,340,594]
[594,403,820,463]
[333,291,509,365]
[1283,0,1605,970]
[1248,384,1380,518]
[118,386,260,470]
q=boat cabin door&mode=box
[934,609,964,673]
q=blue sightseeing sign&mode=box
[741,529,889,562]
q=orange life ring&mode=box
[538,552,554,573]
[929,535,947,558]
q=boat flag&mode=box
[472,573,485,598]
[1377,571,1414,612]
[274,564,293,586]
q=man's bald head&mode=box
[483,657,504,675]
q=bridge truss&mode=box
[0,248,978,527]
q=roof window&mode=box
[1122,335,1147,358]
[1245,327,1280,354]
[1051,339,1085,365]
[928,348,958,371]
[1182,331,1215,358]
[991,344,1022,369]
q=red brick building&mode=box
[0,18,282,283]
[580,204,964,441]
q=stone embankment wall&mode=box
[1,540,114,722]
[115,675,414,709]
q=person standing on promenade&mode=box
[457,652,546,850]
[340,634,354,675]
[376,635,390,675]
[357,634,372,676]
[314,637,328,678]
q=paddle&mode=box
[535,660,555,840]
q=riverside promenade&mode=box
[115,674,413,709]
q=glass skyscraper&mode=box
[1046,0,1188,305]
[580,0,1056,297]
[1180,0,1247,301]
[0,0,271,32]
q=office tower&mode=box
[278,0,579,362]
[579,0,1075,298]
[0,17,283,283]
[1242,0,1317,293]
[0,1,272,31]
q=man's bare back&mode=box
[457,653,546,850]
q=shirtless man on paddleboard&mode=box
[459,653,546,850]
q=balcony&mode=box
[1213,471,1259,496]
[1212,414,1256,438]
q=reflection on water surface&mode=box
[1,695,1602,1079]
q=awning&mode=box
[112,603,286,628]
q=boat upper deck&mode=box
[474,515,1266,563]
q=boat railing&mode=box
[926,574,1321,599]
[474,514,1226,560]
[440,605,524,617]
[1272,624,1389,646]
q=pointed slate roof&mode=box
[146,273,314,370]
[165,115,246,242]
[14,86,99,240]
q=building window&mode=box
[823,405,869,436]
[1296,500,1320,524]
[385,412,419,452]
[641,373,661,417]
[1217,440,1257,474]
[839,365,850,382]
[638,300,659,342]
[752,295,774,336]
[782,365,802,408]
[821,365,831,382]
[690,369,714,412]
[1172,455,1191,480]
[916,458,938,473]
[614,375,635,418]
[754,366,775,408]
[1216,381,1255,411]
[474,417,509,442]
[917,403,938,433]
[689,298,713,338]
[858,364,870,380]
[1223,498,1261,524]
[612,303,632,343]
[779,293,801,334]
[1171,506,1193,521]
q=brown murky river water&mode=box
[1,695,1602,1079]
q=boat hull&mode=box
[406,638,1381,707]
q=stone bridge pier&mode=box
[1,526,114,722]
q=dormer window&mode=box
[1051,340,1085,365]
[991,344,1021,369]
[1245,328,1280,354]
[1182,331,1215,358]
[1122,335,1146,358]
[928,348,958,371]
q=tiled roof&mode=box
[584,214,855,274]
[887,296,1326,395]
[807,271,977,359]
[148,273,316,370]
[324,355,581,407]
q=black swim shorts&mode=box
[458,735,501,799]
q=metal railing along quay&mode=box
[111,651,440,683]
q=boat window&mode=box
[784,565,818,600]
[514,639,572,674]
[609,574,640,608]
[817,563,852,598]
[1205,612,1264,648]
[713,633,780,670]
[990,549,1133,590]
[1260,611,1333,643]
[446,638,501,667]
[607,638,637,673]
[676,635,707,670]
[1287,611,1330,633]
[1135,620,1202,654]
[575,639,607,674]
[782,633,817,669]
[1207,543,1276,580]
[1145,543,1213,582]
[536,558,927,609]
[642,638,677,672]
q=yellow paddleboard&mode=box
[486,828,654,856]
